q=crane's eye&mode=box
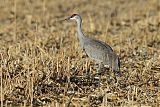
[71,14,78,18]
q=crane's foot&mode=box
[98,75,101,88]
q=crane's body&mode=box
[65,14,120,73]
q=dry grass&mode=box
[0,0,160,106]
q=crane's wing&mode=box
[88,37,113,51]
[95,39,113,52]
[83,38,113,63]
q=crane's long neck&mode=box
[76,19,85,48]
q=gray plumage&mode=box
[65,14,120,72]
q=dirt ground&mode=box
[0,0,160,106]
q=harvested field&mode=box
[0,0,160,106]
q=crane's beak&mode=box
[58,16,71,22]
[64,16,71,21]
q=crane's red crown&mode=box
[70,14,78,18]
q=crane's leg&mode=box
[96,63,103,88]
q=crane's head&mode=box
[65,14,82,22]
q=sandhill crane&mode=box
[64,14,120,75]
